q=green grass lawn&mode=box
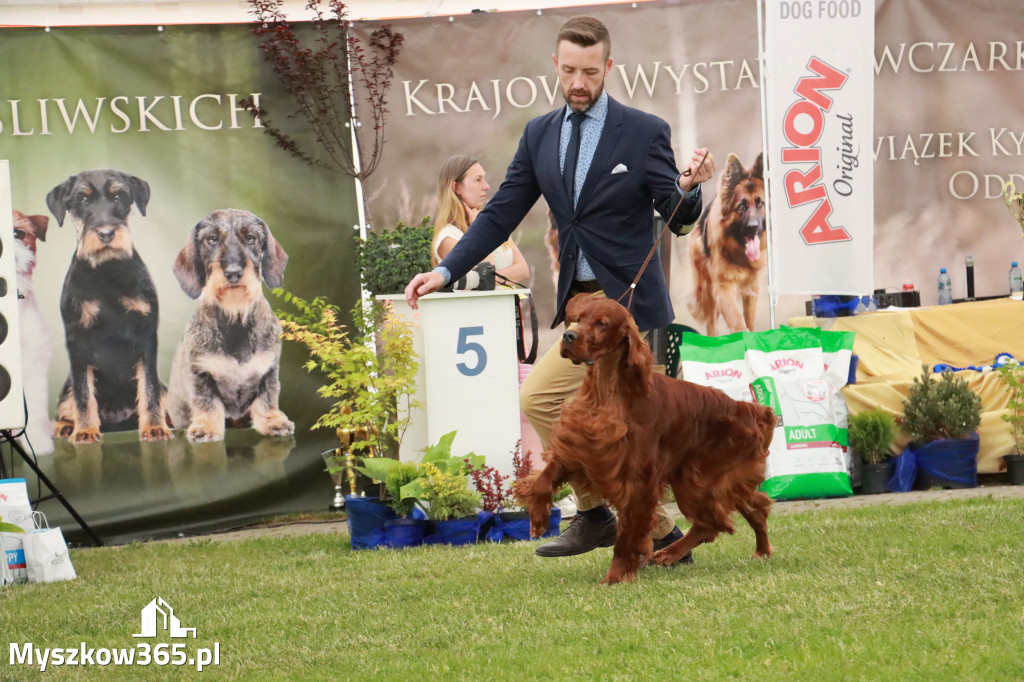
[2,495,1023,681]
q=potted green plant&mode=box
[848,408,897,494]
[276,292,419,456]
[417,462,481,546]
[899,366,983,489]
[358,458,427,548]
[355,217,434,297]
[995,361,1024,485]
[397,431,485,545]
[275,291,420,548]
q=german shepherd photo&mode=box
[688,152,766,335]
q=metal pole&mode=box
[346,46,373,309]
[757,0,779,330]
[4,432,103,546]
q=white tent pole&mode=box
[757,0,778,330]
[346,48,372,309]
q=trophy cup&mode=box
[1004,180,1024,237]
[336,426,358,496]
[318,425,359,511]
[321,446,347,511]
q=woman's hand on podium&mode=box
[405,271,445,309]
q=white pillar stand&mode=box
[379,290,525,478]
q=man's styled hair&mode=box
[556,16,611,60]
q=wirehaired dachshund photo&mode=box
[47,169,171,444]
[168,208,294,443]
[513,294,777,585]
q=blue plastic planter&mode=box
[425,516,481,546]
[890,433,980,492]
[384,518,426,548]
[345,495,395,550]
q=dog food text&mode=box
[779,1,863,20]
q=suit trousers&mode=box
[519,291,678,539]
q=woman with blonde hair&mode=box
[431,155,529,284]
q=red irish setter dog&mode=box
[514,295,777,584]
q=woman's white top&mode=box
[434,223,514,270]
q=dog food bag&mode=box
[744,328,825,381]
[0,479,34,532]
[1,531,28,585]
[746,329,852,500]
[821,330,857,479]
[678,331,752,402]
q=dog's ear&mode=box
[260,226,289,288]
[123,174,151,217]
[621,317,654,392]
[564,293,591,323]
[27,215,49,241]
[718,153,745,218]
[45,176,76,227]
[752,152,764,180]
[172,225,205,299]
[722,153,745,189]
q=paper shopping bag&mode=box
[1,531,28,585]
[0,478,34,532]
[24,527,76,584]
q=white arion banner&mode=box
[764,0,875,295]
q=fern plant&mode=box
[900,366,982,443]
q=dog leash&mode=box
[617,150,710,312]
[495,273,539,364]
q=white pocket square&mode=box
[611,163,629,174]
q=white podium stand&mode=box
[379,289,525,477]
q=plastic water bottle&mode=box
[938,268,953,305]
[1010,262,1023,300]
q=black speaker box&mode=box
[0,161,26,430]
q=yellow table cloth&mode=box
[789,298,1024,473]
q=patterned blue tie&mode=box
[562,111,587,204]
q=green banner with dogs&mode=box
[0,23,361,542]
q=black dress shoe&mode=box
[535,514,617,557]
[653,526,694,565]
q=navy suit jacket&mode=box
[439,96,701,332]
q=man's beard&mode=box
[562,80,605,113]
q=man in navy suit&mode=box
[405,16,716,560]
